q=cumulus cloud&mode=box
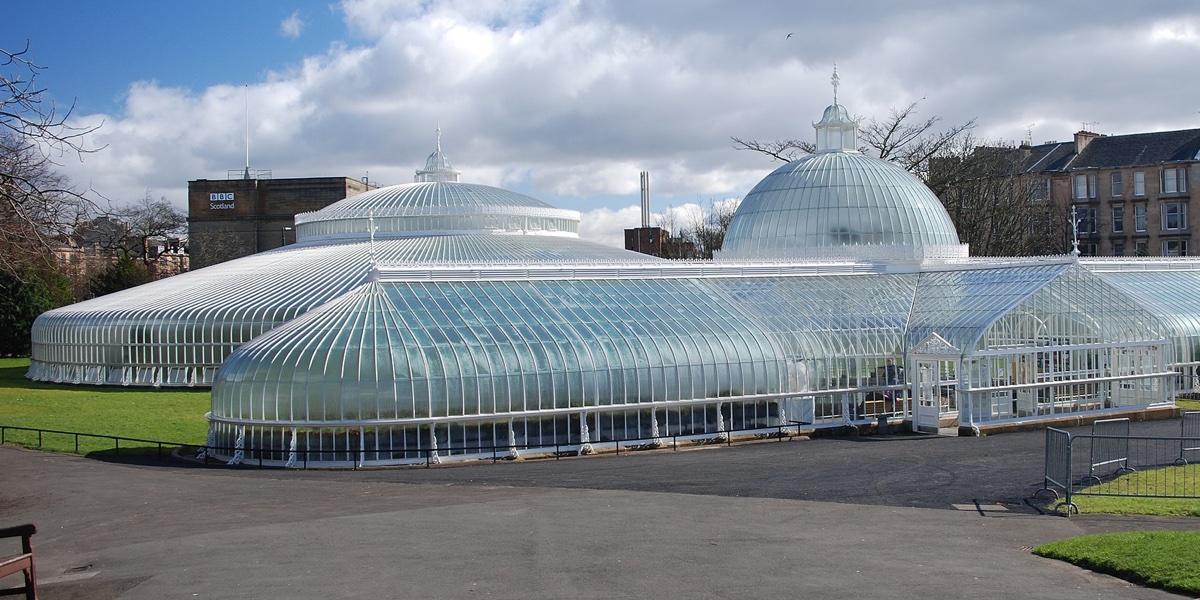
[280,10,305,39]
[56,0,1200,247]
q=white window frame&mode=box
[1073,174,1087,200]
[1161,167,1188,195]
[1161,201,1187,231]
[1163,239,1189,257]
[1111,172,1123,197]
[1111,205,1124,233]
[1134,203,1148,232]
[1134,171,1146,197]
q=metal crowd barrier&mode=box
[1039,428,1072,502]
[1180,411,1200,465]
[1087,418,1134,484]
[1039,416,1200,516]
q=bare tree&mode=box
[930,137,1062,256]
[681,199,739,259]
[93,194,187,264]
[0,42,102,277]
[859,101,975,183]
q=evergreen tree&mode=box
[0,269,72,356]
[88,256,152,298]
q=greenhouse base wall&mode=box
[959,403,1180,437]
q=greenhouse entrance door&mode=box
[911,334,960,435]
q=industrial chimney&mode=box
[639,171,650,228]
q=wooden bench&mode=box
[0,524,36,599]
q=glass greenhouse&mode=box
[27,103,1194,466]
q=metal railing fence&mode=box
[1037,414,1200,515]
[0,421,808,470]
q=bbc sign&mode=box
[209,192,235,210]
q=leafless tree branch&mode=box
[730,136,814,163]
[0,43,104,278]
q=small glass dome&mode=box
[718,100,965,262]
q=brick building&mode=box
[623,226,696,259]
[1023,128,1200,256]
[187,175,371,268]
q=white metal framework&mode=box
[207,258,1175,464]
[26,106,1193,467]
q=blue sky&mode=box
[8,2,346,114]
[5,1,1200,246]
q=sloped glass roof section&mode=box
[29,235,658,387]
[213,278,789,424]
[1083,259,1200,369]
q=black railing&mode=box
[0,422,809,470]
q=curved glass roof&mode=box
[1082,259,1200,364]
[209,260,1171,435]
[212,278,788,424]
[28,235,659,387]
[296,182,581,241]
[719,151,964,261]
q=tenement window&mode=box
[1163,239,1189,257]
[1073,173,1097,199]
[1074,206,1097,234]
[1162,167,1188,194]
[1112,205,1124,233]
[1111,172,1123,197]
[1135,203,1148,232]
[1162,201,1187,231]
[1134,171,1146,196]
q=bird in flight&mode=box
[786,33,793,39]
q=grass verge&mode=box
[1034,531,1200,596]
[0,357,209,454]
[1070,464,1200,517]
[1178,398,1200,411]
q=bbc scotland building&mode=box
[28,99,1200,466]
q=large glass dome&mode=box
[718,103,965,262]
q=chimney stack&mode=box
[639,171,650,228]
[1074,130,1102,154]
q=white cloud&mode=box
[578,205,640,248]
[280,10,305,39]
[54,0,1200,234]
[578,200,736,247]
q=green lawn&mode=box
[1034,531,1200,596]
[1178,398,1200,411]
[0,357,209,454]
[1069,464,1200,517]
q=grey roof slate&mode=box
[1071,129,1200,169]
[1023,129,1200,173]
[1022,142,1075,173]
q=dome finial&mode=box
[813,66,858,153]
[831,63,839,106]
[415,125,461,183]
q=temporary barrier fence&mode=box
[1038,418,1200,515]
